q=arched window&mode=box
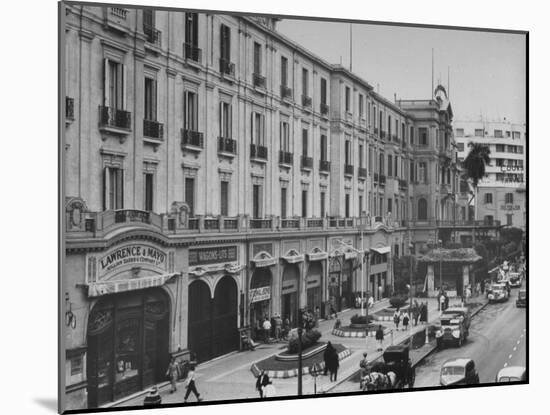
[418,198,428,220]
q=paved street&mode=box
[414,285,527,387]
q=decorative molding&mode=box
[100,38,129,54]
[166,68,178,78]
[78,29,95,42]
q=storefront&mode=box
[370,246,391,300]
[306,262,323,313]
[281,264,300,326]
[341,259,354,309]
[249,267,272,335]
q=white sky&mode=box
[277,19,526,124]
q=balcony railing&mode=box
[302,95,312,108]
[281,85,292,100]
[319,160,331,172]
[143,24,161,47]
[436,219,502,228]
[181,129,204,149]
[281,219,300,229]
[204,218,220,230]
[143,119,164,140]
[188,218,199,230]
[98,106,131,130]
[358,167,367,178]
[110,7,128,19]
[115,209,151,224]
[344,164,354,176]
[307,219,323,228]
[224,218,239,229]
[66,97,74,120]
[250,143,268,160]
[379,174,386,185]
[253,73,266,89]
[301,155,313,169]
[219,58,235,76]
[320,103,329,116]
[250,218,272,229]
[183,42,202,63]
[218,137,237,154]
[279,151,293,165]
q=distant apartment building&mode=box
[454,119,526,231]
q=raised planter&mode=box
[275,343,327,361]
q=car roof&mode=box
[442,358,472,368]
[497,366,526,378]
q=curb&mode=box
[331,327,391,338]
[250,348,352,379]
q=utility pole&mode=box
[297,308,303,395]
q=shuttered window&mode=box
[144,173,154,211]
[144,77,157,121]
[184,91,198,131]
[220,181,229,216]
[185,178,195,216]
[103,167,124,211]
[281,187,287,219]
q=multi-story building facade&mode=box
[454,119,526,231]
[62,4,469,409]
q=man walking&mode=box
[375,325,384,351]
[255,370,270,398]
[184,366,203,403]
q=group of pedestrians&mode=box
[322,341,340,381]
[156,357,202,405]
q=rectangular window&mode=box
[359,94,364,117]
[379,197,384,215]
[253,185,261,218]
[507,214,513,226]
[320,134,327,161]
[388,115,392,137]
[105,60,124,109]
[345,139,351,165]
[302,68,309,97]
[302,190,308,218]
[457,142,464,151]
[281,187,287,219]
[512,131,521,139]
[456,128,464,137]
[70,356,83,377]
[253,42,261,75]
[410,126,414,145]
[379,110,383,132]
[220,24,231,61]
[368,102,371,125]
[103,167,124,211]
[184,91,198,131]
[419,128,428,145]
[402,123,406,141]
[379,153,385,175]
[144,77,157,121]
[321,78,327,105]
[345,87,351,112]
[373,106,377,128]
[345,194,350,218]
[496,144,505,152]
[220,181,229,216]
[144,173,153,211]
[185,12,198,47]
[320,191,326,217]
[419,162,427,183]
[505,193,514,204]
[475,129,484,137]
[359,144,364,168]
[410,162,415,182]
[388,198,392,213]
[185,177,195,216]
[394,155,398,177]
[281,57,288,87]
[302,129,308,156]
[387,155,392,177]
[280,121,290,152]
[359,195,363,215]
[494,129,503,138]
[251,112,265,145]
[484,193,493,204]
[368,147,373,173]
[219,101,231,138]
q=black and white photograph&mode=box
[57,1,530,413]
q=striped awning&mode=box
[87,273,180,297]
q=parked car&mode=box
[496,366,526,382]
[435,307,471,348]
[440,358,480,386]
[508,272,522,288]
[488,283,509,303]
[516,289,527,308]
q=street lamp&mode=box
[438,239,443,292]
[359,212,369,317]
[408,243,414,347]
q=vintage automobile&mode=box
[435,306,471,348]
[496,366,526,382]
[361,345,415,391]
[440,358,480,386]
[488,283,509,303]
[516,289,527,308]
[508,272,522,288]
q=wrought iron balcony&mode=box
[181,129,204,149]
[115,209,151,225]
[183,42,202,63]
[358,167,367,178]
[250,143,268,160]
[344,164,354,176]
[143,24,161,47]
[66,97,74,120]
[307,219,323,228]
[98,106,131,131]
[253,73,266,89]
[279,151,293,165]
[218,137,237,154]
[250,218,272,229]
[280,85,292,100]
[281,219,300,229]
[302,95,312,108]
[219,58,235,76]
[320,103,329,116]
[143,119,164,140]
[319,160,331,172]
[301,155,313,169]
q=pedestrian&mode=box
[368,294,374,310]
[375,325,384,351]
[359,352,370,378]
[274,314,282,340]
[439,292,446,312]
[413,306,419,326]
[263,381,276,398]
[323,341,335,376]
[314,306,321,327]
[330,304,338,319]
[184,366,202,403]
[255,370,270,398]
[262,317,272,342]
[143,386,162,406]
[393,308,401,330]
[270,315,276,338]
[402,312,410,331]
[328,346,339,382]
[165,357,179,393]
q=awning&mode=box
[87,272,180,297]
[371,246,391,255]
[251,252,278,268]
[281,250,305,264]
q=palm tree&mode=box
[462,141,491,205]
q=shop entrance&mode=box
[188,276,238,363]
[282,264,299,326]
[249,268,272,338]
[341,260,353,310]
[306,262,323,313]
[86,288,169,408]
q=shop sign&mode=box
[249,286,271,303]
[500,204,521,211]
[282,280,298,294]
[306,273,321,288]
[189,246,238,266]
[99,244,167,277]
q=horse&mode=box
[361,371,397,391]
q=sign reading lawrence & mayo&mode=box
[189,246,238,266]
[99,244,167,277]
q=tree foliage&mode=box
[462,142,491,188]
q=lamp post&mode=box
[409,243,414,347]
[297,308,303,396]
[360,213,368,317]
[438,239,443,291]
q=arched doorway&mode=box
[249,268,272,336]
[188,276,239,363]
[86,289,170,407]
[306,262,323,313]
[281,264,299,326]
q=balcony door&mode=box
[104,59,124,110]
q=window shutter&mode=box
[103,58,109,107]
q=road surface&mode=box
[414,286,527,387]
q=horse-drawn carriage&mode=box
[360,345,415,391]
